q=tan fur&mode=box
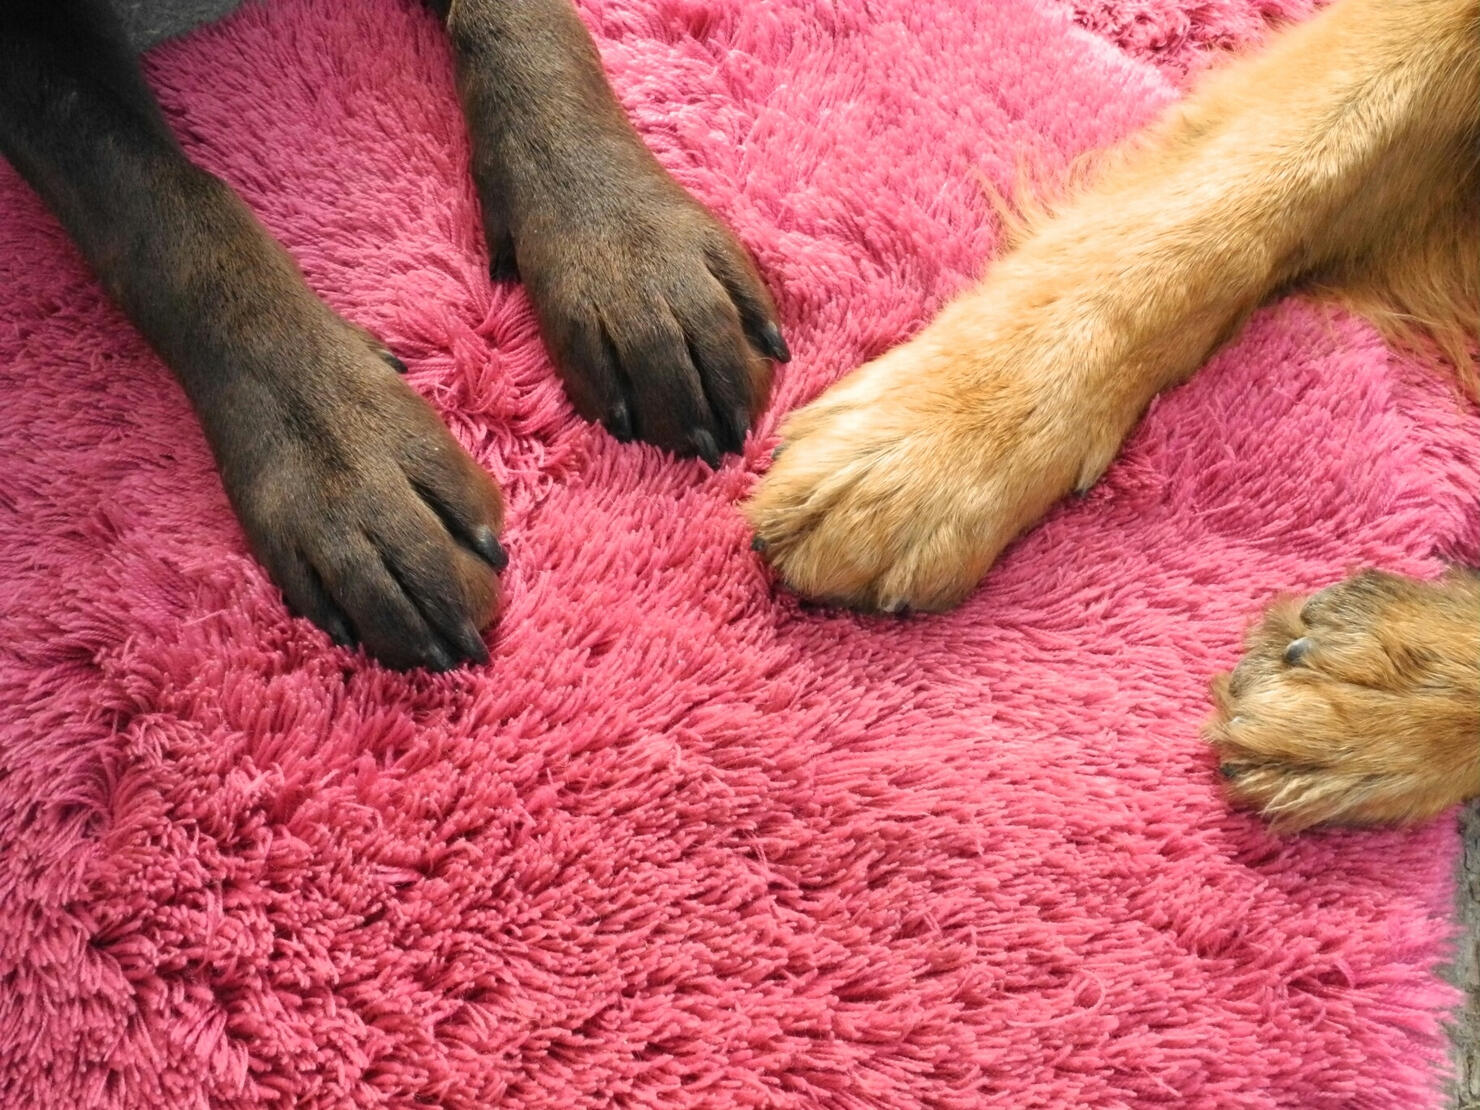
[1207,571,1480,829]
[744,0,1479,825]
[746,0,1478,611]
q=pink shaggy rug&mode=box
[2,0,1477,1106]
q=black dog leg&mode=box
[436,0,790,465]
[0,0,506,671]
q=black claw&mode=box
[727,406,751,452]
[1218,763,1242,781]
[606,401,634,443]
[472,525,508,571]
[751,534,767,553]
[1282,637,1313,666]
[325,614,355,648]
[453,624,490,666]
[489,237,519,282]
[771,444,785,462]
[760,322,791,363]
[693,428,722,469]
[384,352,409,375]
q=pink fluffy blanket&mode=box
[2,0,1476,1106]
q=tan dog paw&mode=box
[743,303,1133,612]
[1208,570,1480,829]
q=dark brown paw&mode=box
[217,322,506,672]
[511,170,787,464]
[1207,570,1480,829]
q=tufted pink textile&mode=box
[1,0,1475,1105]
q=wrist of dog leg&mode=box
[899,257,1215,489]
[446,0,655,222]
[80,160,384,446]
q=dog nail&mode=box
[1218,763,1241,781]
[385,353,408,375]
[473,526,508,571]
[693,429,721,469]
[771,444,786,462]
[751,534,767,553]
[1282,637,1313,666]
[326,615,355,648]
[456,625,490,665]
[489,248,519,283]
[728,406,750,451]
[762,322,791,363]
[606,402,633,443]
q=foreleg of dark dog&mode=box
[1,1,511,671]
[433,0,789,466]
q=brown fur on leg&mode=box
[441,0,787,464]
[746,0,1480,610]
[1208,570,1480,829]
[1322,173,1480,396]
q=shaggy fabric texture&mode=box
[1,0,1476,1105]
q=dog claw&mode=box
[488,234,519,282]
[760,322,791,363]
[693,429,721,469]
[605,401,633,443]
[472,525,508,571]
[727,406,750,452]
[424,642,456,672]
[1282,637,1313,666]
[325,613,355,648]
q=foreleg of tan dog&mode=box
[746,0,1479,612]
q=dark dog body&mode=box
[0,0,786,671]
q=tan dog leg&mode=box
[1208,570,1480,828]
[746,0,1479,612]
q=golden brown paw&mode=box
[1208,570,1480,829]
[743,305,1133,612]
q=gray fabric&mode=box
[112,0,246,49]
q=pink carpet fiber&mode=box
[2,0,1477,1105]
